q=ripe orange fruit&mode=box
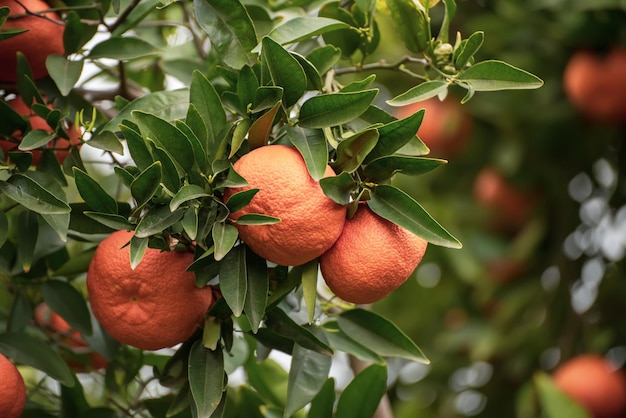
[320,204,428,304]
[0,0,65,82]
[0,353,26,418]
[563,47,626,124]
[86,230,214,351]
[394,97,473,157]
[0,96,81,165]
[34,303,108,372]
[553,354,626,418]
[223,145,347,266]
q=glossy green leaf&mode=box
[0,333,74,386]
[341,74,377,93]
[225,188,259,213]
[301,259,318,325]
[18,130,55,151]
[42,279,93,336]
[292,52,323,91]
[333,127,379,173]
[318,2,361,58]
[189,342,225,418]
[386,0,429,53]
[150,142,182,194]
[212,221,239,261]
[134,206,185,238]
[73,168,118,214]
[308,378,335,418]
[175,120,208,172]
[454,31,484,69]
[337,308,429,363]
[0,28,26,41]
[437,0,457,44]
[84,212,133,231]
[40,212,70,243]
[319,172,357,205]
[243,247,268,333]
[286,126,328,181]
[170,184,210,212]
[17,211,37,272]
[365,110,427,162]
[386,80,449,106]
[285,342,333,418]
[193,0,257,69]
[230,118,252,158]
[219,245,247,316]
[262,37,307,107]
[189,71,227,158]
[265,309,332,356]
[182,205,199,241]
[363,155,446,182]
[129,234,148,269]
[234,213,281,225]
[457,60,544,91]
[335,364,387,418]
[46,55,83,96]
[263,17,349,47]
[306,45,341,75]
[237,65,260,110]
[245,357,289,408]
[132,111,195,173]
[0,174,70,214]
[534,372,591,418]
[299,90,378,129]
[368,184,462,248]
[86,130,124,154]
[130,161,162,209]
[248,101,281,149]
[323,321,384,364]
[252,86,284,113]
[89,36,158,60]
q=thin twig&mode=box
[334,55,430,76]
[107,0,143,33]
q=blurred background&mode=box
[366,1,626,417]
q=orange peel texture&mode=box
[0,353,26,418]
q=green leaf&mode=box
[42,279,93,336]
[437,0,456,44]
[363,156,446,182]
[365,110,427,162]
[237,65,259,110]
[18,130,56,151]
[176,120,209,172]
[7,292,32,333]
[369,184,462,248]
[132,111,195,173]
[170,184,210,212]
[46,55,84,96]
[385,0,429,53]
[17,211,37,273]
[89,36,158,60]
[299,90,378,129]
[333,127,379,173]
[248,101,281,149]
[73,168,118,214]
[262,37,307,107]
[262,17,349,48]
[129,234,148,269]
[323,321,384,364]
[86,130,124,154]
[0,28,26,41]
[454,31,484,69]
[150,142,182,194]
[189,71,227,158]
[212,221,238,261]
[292,52,323,91]
[188,342,225,418]
[319,172,356,205]
[306,45,341,75]
[134,206,185,238]
[41,212,70,244]
[308,378,335,418]
[534,372,591,418]
[318,2,361,59]
[301,259,318,325]
[341,74,377,93]
[285,343,333,418]
[243,247,268,333]
[0,210,7,248]
[337,309,429,363]
[245,357,289,408]
[84,212,133,231]
[219,245,247,316]
[386,80,449,106]
[225,188,259,213]
[130,161,162,209]
[0,174,70,214]
[194,0,257,69]
[265,309,332,356]
[335,364,387,418]
[456,60,544,91]
[286,126,328,181]
[0,333,74,386]
[235,213,280,225]
[252,86,284,113]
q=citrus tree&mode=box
[0,0,543,416]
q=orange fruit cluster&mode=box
[86,230,214,351]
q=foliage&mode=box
[0,0,558,417]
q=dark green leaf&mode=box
[292,52,323,91]
[46,55,84,96]
[308,378,335,418]
[134,206,185,238]
[0,333,74,386]
[299,90,378,129]
[454,31,484,69]
[337,309,429,363]
[42,279,93,336]
[243,247,268,333]
[170,184,210,212]
[189,71,227,158]
[150,142,182,194]
[73,168,118,214]
[84,212,133,231]
[264,16,349,47]
[176,120,208,172]
[386,0,429,53]
[188,342,225,418]
[237,65,260,110]
[252,86,284,113]
[0,210,7,248]
[437,0,456,44]
[306,45,341,75]
[219,245,247,316]
[369,184,462,248]
[318,2,361,58]
[265,309,332,356]
[245,357,289,407]
[234,213,281,225]
[286,126,328,181]
[319,172,356,205]
[193,0,257,69]
[0,174,70,214]
[262,37,307,107]
[212,221,239,261]
[7,292,32,333]
[341,74,377,93]
[40,212,70,243]
[365,109,427,162]
[333,127,379,173]
[89,36,158,60]
[363,156,446,182]
[0,28,26,41]
[323,321,383,364]
[386,80,449,106]
[129,234,148,270]
[335,364,387,418]
[130,161,162,209]
[225,188,259,213]
[86,130,124,154]
[457,60,544,91]
[18,130,55,151]
[17,211,37,272]
[285,343,332,418]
